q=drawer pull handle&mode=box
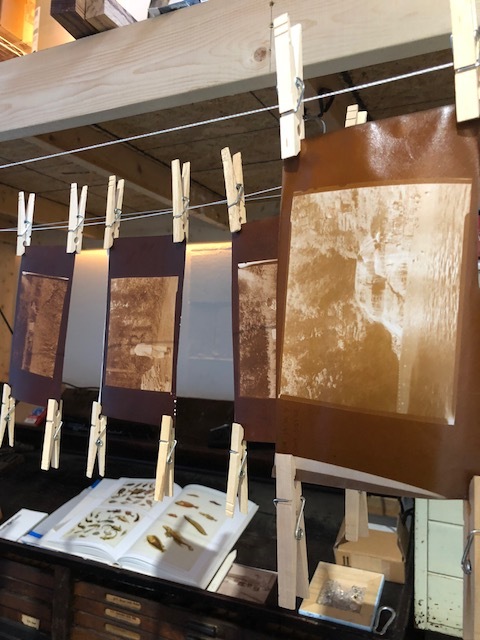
[187,621,218,637]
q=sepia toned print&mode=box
[18,272,68,378]
[238,261,277,398]
[281,182,471,422]
[105,276,178,392]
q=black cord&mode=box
[340,71,370,118]
[0,307,13,335]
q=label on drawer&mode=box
[21,614,40,630]
[105,623,140,640]
[105,608,141,626]
[105,593,142,611]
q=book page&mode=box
[40,478,180,562]
[121,484,258,588]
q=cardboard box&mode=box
[333,497,408,584]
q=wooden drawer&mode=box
[74,581,168,619]
[0,558,54,590]
[0,558,53,633]
[73,604,183,640]
[73,610,173,640]
[73,581,242,640]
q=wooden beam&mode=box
[0,0,468,141]
[85,0,136,32]
[0,183,103,239]
[29,127,227,228]
[50,0,97,39]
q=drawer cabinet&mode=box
[0,557,54,634]
[71,581,242,640]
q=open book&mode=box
[38,478,257,590]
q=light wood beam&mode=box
[29,128,227,229]
[0,183,103,239]
[85,0,136,32]
[0,0,468,141]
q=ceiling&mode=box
[0,47,454,246]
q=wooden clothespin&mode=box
[273,13,305,159]
[67,183,88,254]
[463,476,480,638]
[172,159,190,243]
[155,415,176,501]
[275,453,309,609]
[344,489,369,542]
[0,383,15,447]
[16,191,35,256]
[86,401,107,478]
[225,423,248,517]
[41,399,63,471]
[103,176,125,250]
[345,104,368,127]
[450,0,480,122]
[221,147,246,233]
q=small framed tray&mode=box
[299,561,385,631]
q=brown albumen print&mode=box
[19,272,68,378]
[105,276,178,392]
[238,260,277,398]
[281,183,471,422]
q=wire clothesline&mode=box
[0,61,453,172]
[0,60,454,234]
[0,186,283,233]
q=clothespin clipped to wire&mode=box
[86,401,107,478]
[103,176,125,250]
[344,104,368,128]
[41,399,63,471]
[155,415,176,501]
[450,0,480,122]
[16,191,35,256]
[225,422,248,517]
[221,147,246,233]
[172,159,190,243]
[67,183,88,254]
[273,13,305,159]
[0,383,15,447]
[274,453,309,609]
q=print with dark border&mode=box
[101,236,185,426]
[277,105,480,499]
[9,246,75,406]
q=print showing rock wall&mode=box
[18,273,68,378]
[238,261,277,398]
[280,182,470,422]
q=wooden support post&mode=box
[345,489,369,542]
[275,453,309,609]
[463,476,480,639]
[85,0,136,32]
